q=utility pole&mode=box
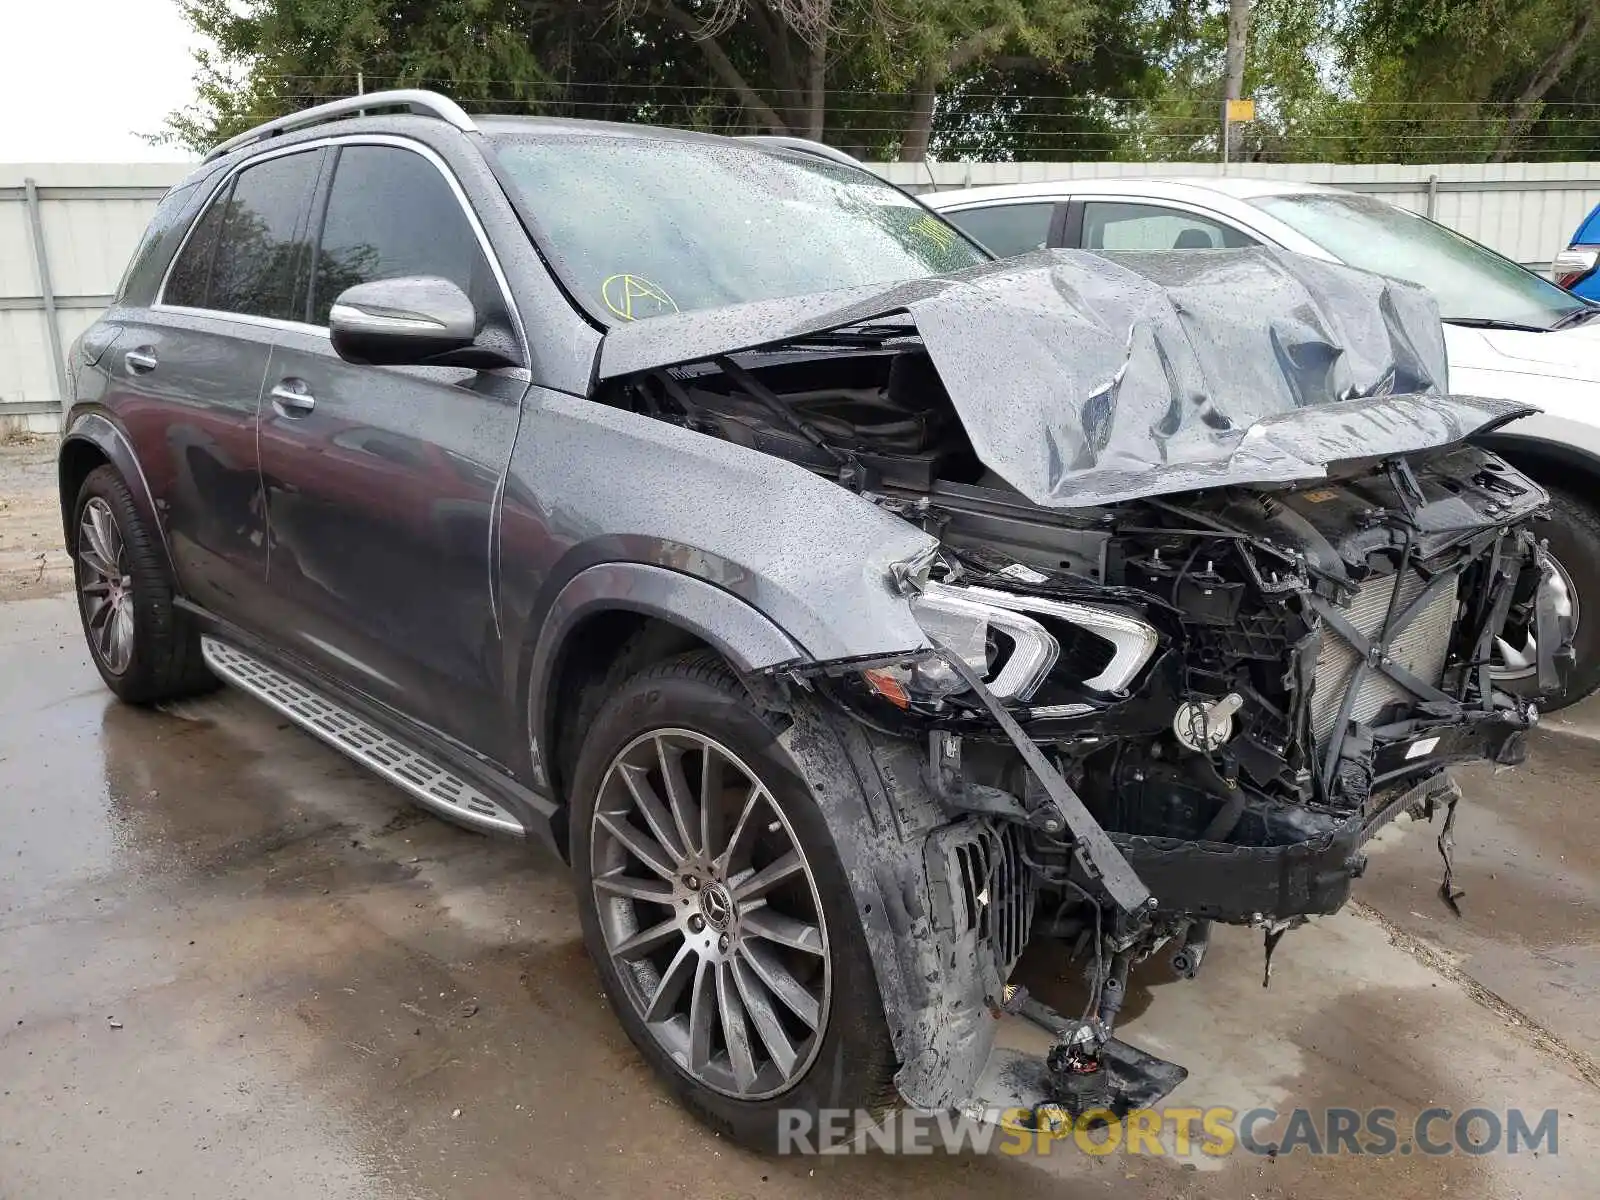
[1221,0,1251,169]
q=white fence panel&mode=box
[0,163,189,430]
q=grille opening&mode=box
[949,823,1033,975]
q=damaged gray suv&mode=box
[62,90,1566,1148]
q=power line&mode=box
[239,74,1600,109]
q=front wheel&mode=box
[1493,485,1600,711]
[568,653,898,1151]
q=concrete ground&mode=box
[0,433,71,601]
[3,441,1596,1198]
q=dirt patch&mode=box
[0,435,71,600]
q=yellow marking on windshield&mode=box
[910,214,958,252]
[602,274,680,321]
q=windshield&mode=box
[1250,192,1589,330]
[488,134,986,322]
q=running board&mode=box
[201,637,525,837]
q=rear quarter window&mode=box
[115,178,203,304]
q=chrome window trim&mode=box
[151,303,331,340]
[935,197,1063,214]
[154,133,530,366]
[154,141,322,322]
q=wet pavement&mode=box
[2,588,1597,1199]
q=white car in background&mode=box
[926,177,1600,708]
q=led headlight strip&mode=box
[909,581,1160,700]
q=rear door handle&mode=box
[124,347,158,374]
[269,379,316,417]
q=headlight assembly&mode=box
[957,586,1161,695]
[900,581,1161,703]
[909,582,1059,700]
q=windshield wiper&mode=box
[1442,317,1551,333]
[1549,306,1600,331]
[788,322,920,349]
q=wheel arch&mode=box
[527,565,1013,1113]
[58,413,174,578]
[525,562,806,842]
[1477,426,1600,504]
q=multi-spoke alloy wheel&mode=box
[77,496,135,675]
[590,728,831,1100]
[1492,550,1579,683]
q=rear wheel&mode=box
[1494,485,1600,710]
[72,465,214,703]
[569,653,898,1151]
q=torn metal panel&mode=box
[774,696,1013,1112]
[599,247,1536,507]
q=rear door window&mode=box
[943,202,1058,257]
[1081,201,1255,250]
[307,144,495,326]
[164,150,321,319]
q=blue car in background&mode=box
[1555,202,1600,298]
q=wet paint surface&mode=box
[2,592,1596,1199]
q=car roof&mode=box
[474,114,740,145]
[923,176,1345,208]
[205,94,854,171]
[475,117,866,168]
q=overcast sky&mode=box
[1,0,203,162]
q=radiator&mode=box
[1310,568,1459,746]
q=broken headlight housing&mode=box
[863,582,1162,710]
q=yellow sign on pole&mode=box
[1226,98,1256,123]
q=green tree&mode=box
[159,0,563,150]
[158,0,1122,161]
[1338,0,1600,162]
[160,0,1598,163]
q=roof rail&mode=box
[204,89,477,163]
[740,135,865,171]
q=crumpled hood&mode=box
[599,248,1536,506]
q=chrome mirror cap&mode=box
[329,275,478,365]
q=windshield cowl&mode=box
[1444,317,1552,333]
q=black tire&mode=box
[568,652,899,1152]
[1500,484,1600,711]
[72,464,215,704]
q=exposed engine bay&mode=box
[596,248,1567,1118]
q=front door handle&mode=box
[269,379,316,417]
[124,347,158,374]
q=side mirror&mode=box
[329,276,515,368]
